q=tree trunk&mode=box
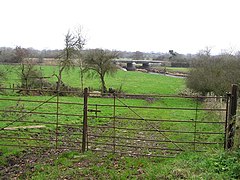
[80,70,84,93]
[79,62,84,93]
[56,67,64,92]
[100,75,107,93]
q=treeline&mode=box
[0,46,182,63]
[0,46,61,63]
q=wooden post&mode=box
[227,84,238,150]
[82,88,88,153]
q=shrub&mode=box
[186,55,240,96]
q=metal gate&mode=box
[0,85,238,158]
[0,88,84,151]
[84,85,238,157]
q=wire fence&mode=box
[0,85,237,158]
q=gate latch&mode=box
[87,109,101,113]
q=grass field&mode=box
[154,66,190,74]
[166,67,190,73]
[1,64,185,94]
[0,64,239,179]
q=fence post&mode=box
[56,88,59,149]
[113,93,116,154]
[227,84,238,150]
[82,88,88,153]
[224,93,231,150]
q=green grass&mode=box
[0,94,225,163]
[0,64,237,179]
[1,64,185,94]
[7,149,240,179]
[166,67,190,73]
[155,66,190,73]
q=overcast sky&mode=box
[1,0,240,54]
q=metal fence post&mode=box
[113,93,116,154]
[193,97,199,151]
[56,88,59,149]
[82,88,88,153]
[224,93,230,150]
[227,84,238,150]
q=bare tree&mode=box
[14,46,29,63]
[197,46,212,59]
[74,27,86,92]
[55,28,85,91]
[77,56,88,92]
[19,59,42,90]
[84,49,119,93]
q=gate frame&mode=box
[82,88,88,153]
[82,85,238,155]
